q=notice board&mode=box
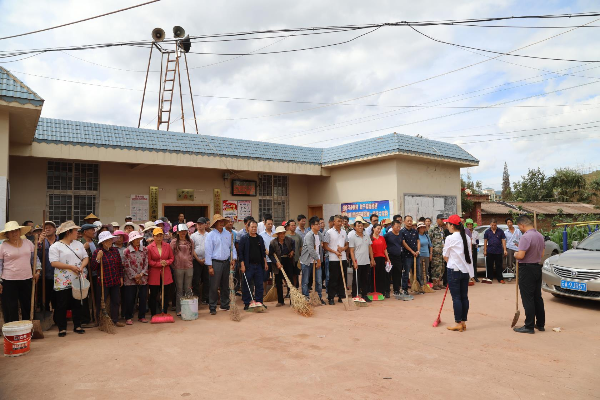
[403,194,457,221]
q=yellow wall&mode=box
[0,110,8,176]
[8,157,309,229]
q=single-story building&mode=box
[1,67,479,229]
[469,201,600,230]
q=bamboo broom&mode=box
[411,257,422,293]
[263,251,278,302]
[422,259,435,293]
[309,263,321,307]
[98,258,116,334]
[274,255,313,317]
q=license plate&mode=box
[561,280,587,292]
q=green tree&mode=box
[549,168,588,201]
[512,168,553,201]
[501,162,512,200]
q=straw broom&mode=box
[411,257,422,293]
[263,251,278,303]
[274,255,313,317]
[98,258,116,334]
[422,259,435,293]
[309,263,321,307]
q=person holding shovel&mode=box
[442,215,474,332]
[400,216,420,299]
[92,232,125,328]
[300,216,326,304]
[348,216,375,302]
[49,221,88,337]
[323,215,348,306]
[37,221,58,314]
[513,215,546,334]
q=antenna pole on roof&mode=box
[183,52,198,134]
[138,43,154,128]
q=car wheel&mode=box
[551,250,559,256]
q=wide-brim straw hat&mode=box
[272,226,287,236]
[56,220,81,235]
[210,214,228,228]
[354,216,368,225]
[84,213,99,222]
[0,221,31,240]
[143,221,157,232]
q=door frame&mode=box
[162,203,210,218]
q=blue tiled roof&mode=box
[34,117,479,166]
[321,133,478,165]
[0,67,44,106]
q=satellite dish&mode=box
[151,27,165,42]
[173,26,185,38]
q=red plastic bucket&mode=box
[3,320,33,357]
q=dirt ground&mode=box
[1,281,599,400]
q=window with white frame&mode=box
[258,174,288,226]
[47,161,99,226]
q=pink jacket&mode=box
[146,242,174,286]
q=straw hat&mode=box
[272,226,287,236]
[84,213,99,222]
[56,220,81,235]
[98,231,116,244]
[354,216,367,225]
[0,221,32,240]
[143,221,157,232]
[210,214,228,228]
[380,218,391,225]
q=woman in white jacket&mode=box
[442,215,474,332]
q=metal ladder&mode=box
[157,52,179,130]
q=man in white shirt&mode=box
[259,216,276,292]
[323,215,349,305]
[348,217,375,302]
[205,214,237,315]
[364,213,379,237]
[190,217,209,304]
[257,213,271,235]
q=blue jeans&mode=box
[242,263,264,305]
[301,263,323,298]
[402,256,420,291]
[448,269,470,323]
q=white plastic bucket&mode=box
[3,320,33,357]
[180,298,198,321]
[72,277,90,300]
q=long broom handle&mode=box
[161,266,165,312]
[100,258,105,304]
[437,284,449,320]
[42,238,46,308]
[30,236,38,320]
[515,261,519,311]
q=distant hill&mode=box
[584,170,600,183]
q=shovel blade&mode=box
[511,310,521,328]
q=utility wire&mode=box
[0,0,161,41]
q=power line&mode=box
[0,0,161,41]
[459,124,600,144]
[441,119,600,139]
[408,24,600,63]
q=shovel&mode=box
[511,262,521,328]
[339,262,358,311]
[30,236,43,339]
[35,240,54,331]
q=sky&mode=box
[1,0,599,191]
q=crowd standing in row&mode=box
[0,210,546,336]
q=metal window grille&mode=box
[258,174,288,226]
[47,161,100,226]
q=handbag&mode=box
[385,261,392,273]
[63,242,90,300]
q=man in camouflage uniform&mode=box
[429,214,447,290]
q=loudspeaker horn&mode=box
[151,27,165,42]
[173,26,185,38]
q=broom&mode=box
[274,255,313,317]
[263,260,278,303]
[422,259,435,293]
[339,261,358,311]
[229,272,241,321]
[352,268,367,307]
[433,284,449,327]
[367,262,384,301]
[511,261,521,328]
[309,263,321,307]
[98,258,116,333]
[150,265,174,324]
[411,257,422,293]
[242,272,266,312]
[29,235,43,339]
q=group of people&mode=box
[0,209,546,336]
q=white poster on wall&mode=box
[130,194,149,221]
[404,194,456,221]
[238,200,252,220]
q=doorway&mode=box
[308,205,323,219]
[163,204,209,225]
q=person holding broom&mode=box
[323,215,348,306]
[238,220,269,310]
[269,226,295,307]
[348,216,374,302]
[300,216,326,304]
[442,215,474,332]
[92,231,126,328]
[122,231,149,324]
[147,228,174,317]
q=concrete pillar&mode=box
[0,109,9,229]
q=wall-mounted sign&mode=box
[177,189,194,201]
[130,194,149,221]
[149,187,159,221]
[213,189,221,215]
[341,200,390,223]
[222,200,238,222]
[231,179,257,196]
[238,200,252,220]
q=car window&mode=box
[576,232,600,251]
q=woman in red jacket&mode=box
[146,228,174,316]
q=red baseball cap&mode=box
[443,214,461,225]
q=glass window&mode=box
[258,174,288,226]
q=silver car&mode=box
[473,225,560,272]
[542,230,600,301]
